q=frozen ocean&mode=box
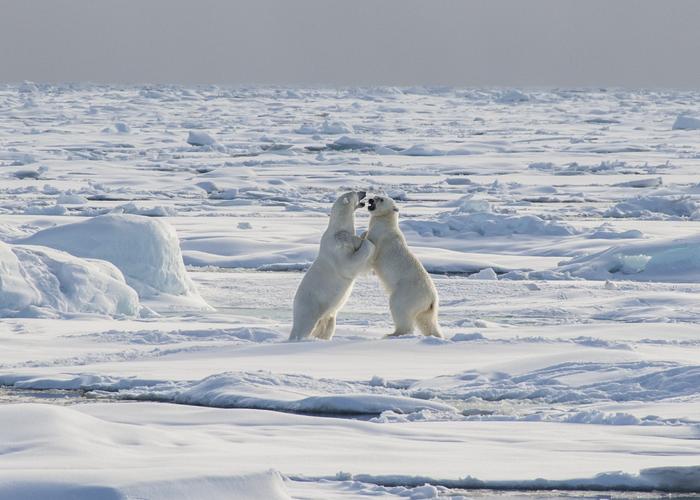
[1,83,700,498]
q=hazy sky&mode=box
[2,0,700,88]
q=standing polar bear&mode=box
[365,195,442,338]
[289,191,374,341]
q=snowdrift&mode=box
[1,403,699,494]
[295,120,351,135]
[0,241,140,318]
[4,371,455,416]
[557,234,700,282]
[604,196,700,220]
[337,466,700,493]
[20,215,206,307]
[0,405,291,500]
[402,210,577,238]
[148,372,456,415]
[180,236,515,274]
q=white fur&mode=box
[289,192,374,341]
[366,196,442,338]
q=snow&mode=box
[402,210,578,238]
[19,215,207,307]
[558,234,700,282]
[0,241,140,318]
[604,195,700,220]
[1,402,699,498]
[1,84,700,497]
[495,89,530,103]
[27,370,455,415]
[296,120,351,135]
[467,267,498,280]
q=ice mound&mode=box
[468,268,498,280]
[613,177,662,188]
[56,193,89,205]
[557,234,700,282]
[409,361,700,404]
[587,224,644,239]
[0,241,140,318]
[343,466,700,493]
[402,203,577,238]
[604,196,700,220]
[398,144,447,156]
[118,371,456,416]
[20,215,204,304]
[112,202,177,217]
[672,114,700,130]
[186,130,217,146]
[495,89,530,103]
[328,135,377,151]
[295,119,351,135]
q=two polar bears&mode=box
[289,191,441,341]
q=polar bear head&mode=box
[367,195,398,217]
[332,191,366,214]
[329,191,367,226]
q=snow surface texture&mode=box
[1,84,700,497]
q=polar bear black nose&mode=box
[358,191,366,200]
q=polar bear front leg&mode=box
[345,238,375,275]
[352,234,364,251]
[289,305,324,341]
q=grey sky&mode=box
[1,0,700,88]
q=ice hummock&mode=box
[672,114,700,130]
[0,241,140,318]
[20,215,207,307]
[557,234,700,282]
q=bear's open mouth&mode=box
[367,198,376,211]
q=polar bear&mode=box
[365,195,442,338]
[289,191,374,341]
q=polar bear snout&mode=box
[355,191,367,210]
[356,191,367,209]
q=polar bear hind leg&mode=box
[313,314,337,340]
[387,293,418,336]
[416,303,443,338]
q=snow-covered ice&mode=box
[1,84,700,497]
[0,240,140,318]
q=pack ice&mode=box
[1,84,700,498]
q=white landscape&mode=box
[2,83,700,499]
